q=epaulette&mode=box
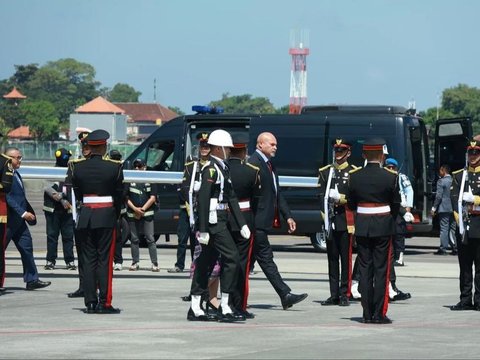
[70,158,86,163]
[318,164,332,172]
[184,160,195,167]
[104,158,122,164]
[349,167,362,174]
[452,168,464,175]
[351,164,360,170]
[246,162,260,171]
[384,167,397,175]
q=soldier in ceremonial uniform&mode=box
[228,133,260,318]
[347,138,400,324]
[168,133,210,274]
[0,143,14,293]
[450,139,480,311]
[188,129,250,322]
[318,139,358,307]
[67,129,124,314]
[67,131,91,298]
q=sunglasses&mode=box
[12,156,23,161]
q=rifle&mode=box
[458,152,469,244]
[323,153,336,238]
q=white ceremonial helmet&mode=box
[207,129,233,147]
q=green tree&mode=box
[21,100,60,140]
[108,83,141,102]
[0,116,12,149]
[168,106,185,116]
[209,93,276,114]
[275,104,290,114]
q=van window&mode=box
[139,140,176,171]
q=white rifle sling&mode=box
[324,166,334,237]
[188,161,198,227]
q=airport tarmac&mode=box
[1,179,479,359]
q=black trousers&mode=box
[45,211,75,264]
[191,222,240,295]
[253,229,290,298]
[230,229,254,310]
[356,235,392,321]
[77,227,115,307]
[457,236,480,305]
[0,223,7,287]
[326,230,352,299]
[175,208,195,270]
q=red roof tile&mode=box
[75,96,125,114]
[8,125,31,139]
[114,103,178,124]
[3,87,27,99]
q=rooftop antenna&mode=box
[153,78,157,103]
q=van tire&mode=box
[309,230,327,252]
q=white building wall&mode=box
[69,114,127,142]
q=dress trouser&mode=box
[457,236,480,305]
[0,223,7,286]
[191,215,240,295]
[356,235,392,320]
[327,230,352,299]
[253,229,291,298]
[7,223,39,283]
[230,229,254,310]
[439,212,456,251]
[45,211,75,264]
[175,208,195,270]
[77,227,115,307]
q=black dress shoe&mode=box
[0,287,6,292]
[181,294,192,302]
[217,306,246,322]
[372,316,392,324]
[391,290,411,301]
[434,249,448,255]
[204,301,220,321]
[281,292,308,310]
[187,307,209,321]
[26,279,51,290]
[475,304,480,311]
[241,310,255,319]
[67,289,84,298]
[450,302,474,311]
[96,304,121,314]
[362,318,372,324]
[84,303,97,314]
[320,296,340,306]
[339,296,350,307]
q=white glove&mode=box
[240,225,251,239]
[463,192,475,204]
[328,188,341,202]
[401,200,408,208]
[403,212,414,223]
[193,181,201,192]
[197,232,210,245]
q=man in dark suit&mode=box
[0,145,14,293]
[67,129,124,314]
[5,147,51,290]
[248,132,308,310]
[347,138,400,324]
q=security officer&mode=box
[0,142,14,292]
[67,131,91,298]
[318,139,358,307]
[188,129,250,322]
[450,139,480,311]
[43,148,76,271]
[67,129,124,314]
[228,133,260,318]
[347,138,400,324]
[168,133,210,274]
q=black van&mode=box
[124,105,471,250]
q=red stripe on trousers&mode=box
[346,234,353,298]
[242,233,254,311]
[382,236,393,317]
[105,227,117,307]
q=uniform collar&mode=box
[468,165,480,173]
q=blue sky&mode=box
[1,0,479,114]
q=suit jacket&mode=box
[7,171,37,228]
[248,150,292,231]
[433,174,453,213]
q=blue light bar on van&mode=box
[192,105,224,114]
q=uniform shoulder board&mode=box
[349,166,362,174]
[246,162,260,171]
[318,164,332,172]
[384,167,397,175]
[452,168,464,175]
[105,158,122,164]
[70,158,86,163]
[184,160,194,167]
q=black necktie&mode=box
[266,161,273,173]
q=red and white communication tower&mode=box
[289,29,309,114]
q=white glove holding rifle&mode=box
[329,185,341,202]
[240,225,251,239]
[463,191,475,204]
[197,232,210,245]
[403,212,414,223]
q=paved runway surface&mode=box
[1,180,479,359]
